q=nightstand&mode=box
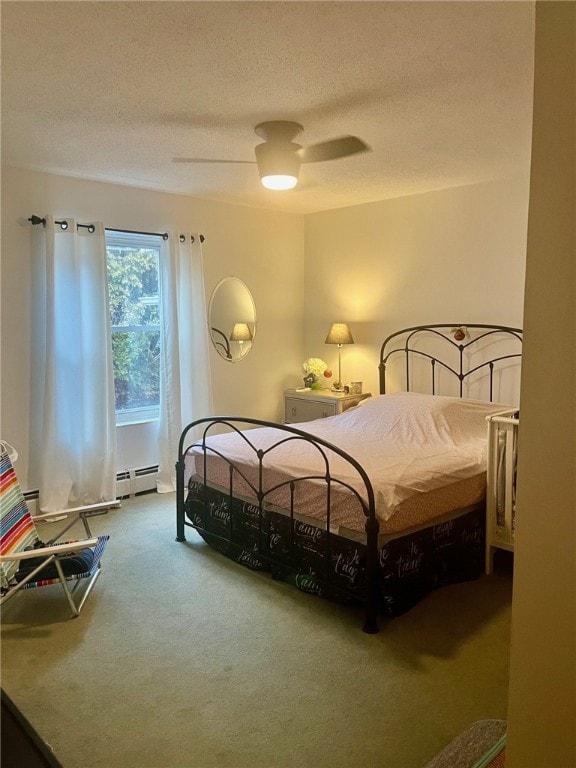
[284,389,371,424]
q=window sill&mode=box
[116,417,159,428]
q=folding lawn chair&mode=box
[0,447,118,618]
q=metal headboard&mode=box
[379,324,523,401]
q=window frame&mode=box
[105,230,162,427]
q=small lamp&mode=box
[229,323,253,353]
[230,323,253,341]
[325,323,354,390]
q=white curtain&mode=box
[157,232,213,492]
[29,216,117,511]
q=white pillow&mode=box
[351,392,513,443]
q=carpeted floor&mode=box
[1,492,514,768]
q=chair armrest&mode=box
[0,538,99,562]
[34,500,121,523]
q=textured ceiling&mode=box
[1,1,535,214]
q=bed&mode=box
[176,323,522,633]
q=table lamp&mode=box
[325,323,354,390]
[229,323,253,355]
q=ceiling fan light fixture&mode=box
[172,120,368,192]
[261,174,298,190]
[255,139,301,191]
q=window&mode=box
[105,231,162,425]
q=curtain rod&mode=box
[28,216,205,242]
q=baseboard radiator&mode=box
[24,465,159,514]
[115,465,159,498]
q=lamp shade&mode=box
[325,323,354,345]
[229,323,253,342]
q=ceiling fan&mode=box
[173,121,369,190]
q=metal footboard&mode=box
[176,417,380,633]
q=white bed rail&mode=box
[486,410,519,574]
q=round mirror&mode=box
[208,277,256,362]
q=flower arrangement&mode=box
[302,358,332,390]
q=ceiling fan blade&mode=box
[172,157,255,164]
[300,136,369,164]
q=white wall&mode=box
[0,167,305,489]
[506,3,576,766]
[304,177,530,396]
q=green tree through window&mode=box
[105,231,162,424]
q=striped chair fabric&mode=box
[0,450,37,589]
[0,449,110,617]
[17,535,109,590]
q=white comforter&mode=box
[186,393,512,525]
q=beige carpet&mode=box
[1,493,514,768]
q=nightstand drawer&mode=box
[283,390,371,424]
[285,397,336,423]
